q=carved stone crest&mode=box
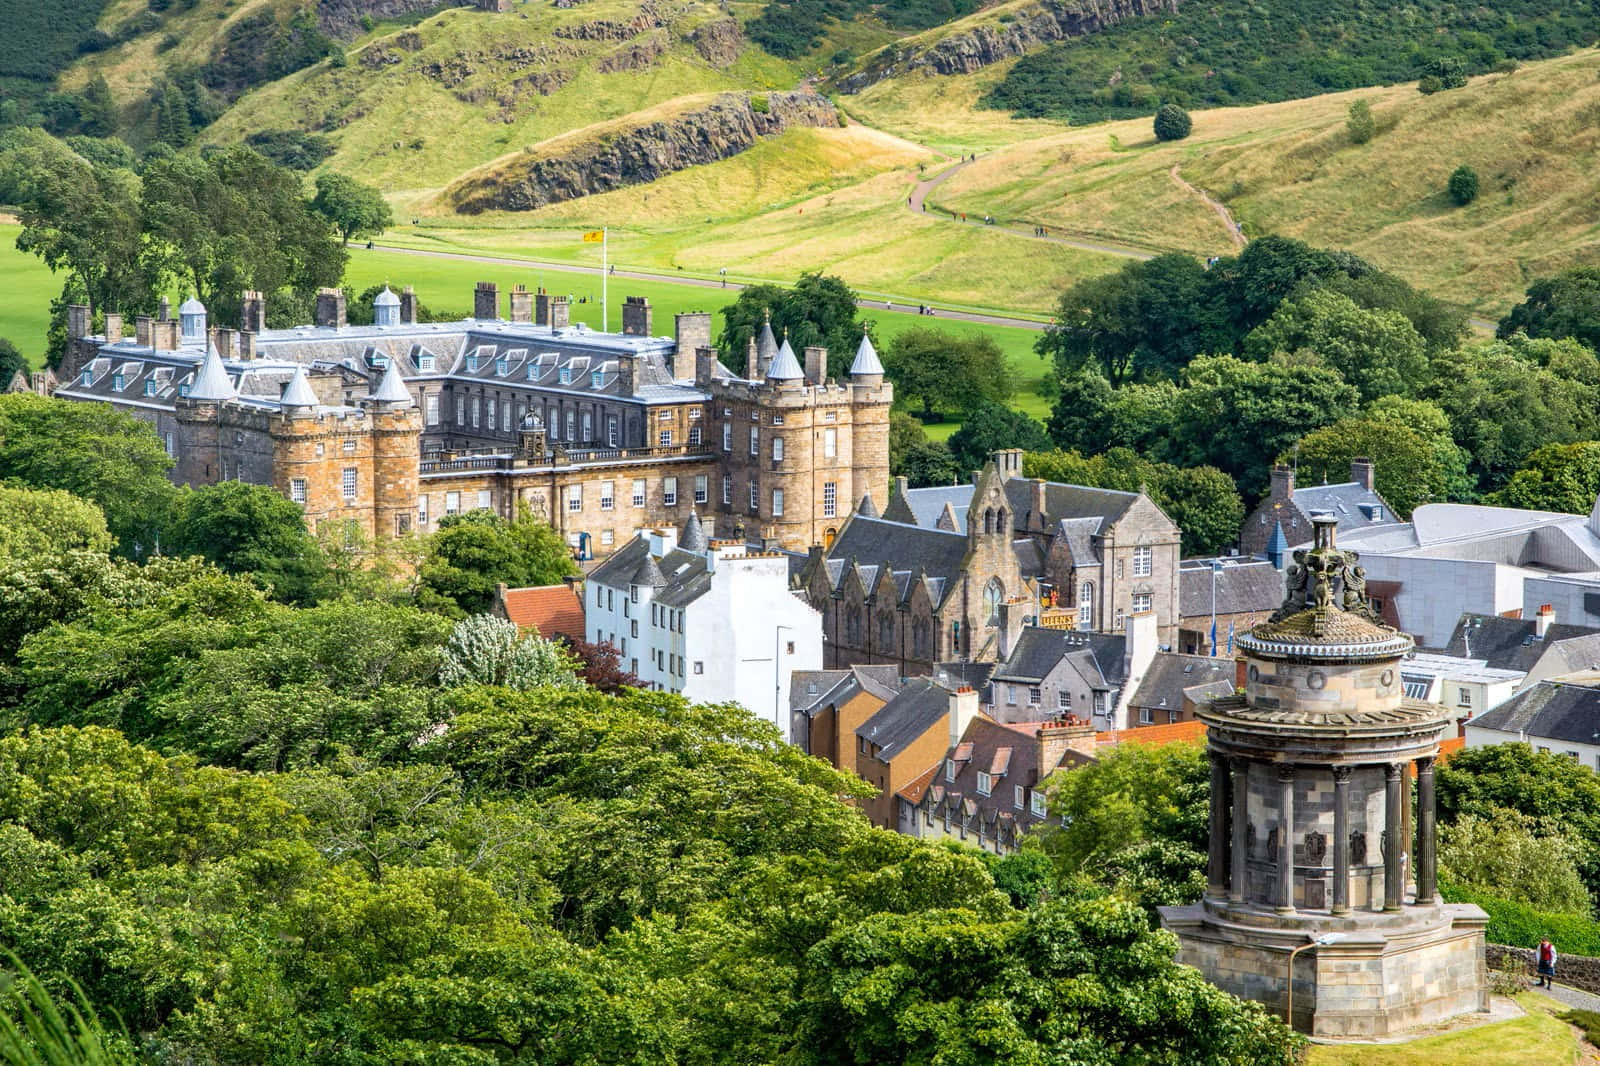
[1305,831,1327,865]
[1350,829,1366,865]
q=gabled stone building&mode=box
[880,449,1182,646]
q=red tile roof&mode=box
[896,762,941,804]
[1096,720,1208,747]
[499,584,585,641]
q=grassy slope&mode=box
[851,48,1600,316]
[1306,993,1581,1065]
[201,0,800,200]
[0,224,60,367]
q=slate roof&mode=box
[499,584,585,641]
[790,664,900,718]
[1128,653,1236,714]
[889,478,1141,538]
[858,678,950,762]
[587,535,714,609]
[851,330,884,376]
[921,716,1080,833]
[1470,677,1600,745]
[991,626,1127,688]
[1178,559,1284,619]
[826,516,969,591]
[1440,613,1600,673]
[1291,481,1403,540]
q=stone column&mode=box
[1229,758,1248,904]
[1208,752,1230,899]
[1276,764,1296,914]
[1384,763,1404,912]
[1331,766,1351,915]
[1416,756,1438,905]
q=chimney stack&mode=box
[474,281,499,320]
[509,285,533,323]
[1535,603,1556,639]
[314,288,347,329]
[1036,717,1097,775]
[745,335,758,380]
[240,290,266,333]
[674,312,712,380]
[135,315,153,347]
[67,305,91,340]
[535,288,552,326]
[803,345,826,385]
[158,296,171,321]
[695,346,718,388]
[991,448,1023,480]
[1350,456,1375,492]
[399,286,418,325]
[152,319,180,352]
[547,294,569,329]
[622,295,652,337]
[103,312,123,343]
[1121,610,1159,725]
[211,327,235,360]
[238,331,257,361]
[1271,464,1295,500]
[947,685,980,748]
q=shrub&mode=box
[1449,164,1479,206]
[1346,99,1375,144]
[1418,75,1443,94]
[1442,882,1600,954]
[750,93,770,115]
[1153,103,1192,141]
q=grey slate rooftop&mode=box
[1179,558,1284,618]
[1470,676,1600,746]
[1440,613,1600,673]
[858,678,951,761]
[991,626,1127,688]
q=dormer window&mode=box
[418,355,435,372]
[178,384,191,397]
[559,367,573,384]
[945,760,957,782]
[976,771,992,797]
[496,358,508,376]
[466,355,479,372]
[79,369,92,385]
[591,370,604,388]
[144,379,157,396]
[112,373,125,392]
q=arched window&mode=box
[847,607,863,645]
[983,578,1004,625]
[878,612,895,651]
[1078,581,1094,627]
[983,508,994,534]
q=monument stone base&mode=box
[1160,899,1489,1038]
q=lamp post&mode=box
[1285,933,1342,1028]
[1210,559,1223,656]
[774,624,793,741]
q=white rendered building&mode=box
[585,513,823,741]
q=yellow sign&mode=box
[581,230,604,242]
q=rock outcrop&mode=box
[316,0,464,40]
[447,91,838,214]
[837,0,1178,92]
[691,18,743,67]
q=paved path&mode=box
[1540,982,1600,1013]
[369,242,1050,331]
[906,158,1158,262]
[1170,163,1247,250]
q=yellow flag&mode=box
[581,230,604,242]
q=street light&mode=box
[1285,933,1342,1028]
[774,624,794,741]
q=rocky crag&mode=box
[837,0,1179,92]
[446,91,838,213]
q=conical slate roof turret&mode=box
[187,347,236,402]
[767,335,804,381]
[856,492,880,519]
[279,364,318,408]
[680,511,708,552]
[755,309,780,370]
[370,361,413,407]
[632,553,667,588]
[850,327,884,377]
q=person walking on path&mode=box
[1538,939,1558,988]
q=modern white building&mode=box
[584,513,823,741]
[1340,501,1600,647]
[1397,652,1524,729]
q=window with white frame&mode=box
[688,425,701,445]
[976,772,992,797]
[567,485,582,511]
[1132,546,1153,577]
[1014,785,1025,810]
[600,530,613,546]
[772,437,784,462]
[694,475,708,504]
[502,404,512,432]
[823,427,837,459]
[1132,592,1152,613]
[1007,685,1017,705]
[425,394,439,425]
[1028,686,1041,705]
[822,481,837,517]
[341,467,357,501]
[722,475,732,505]
[417,497,428,526]
[419,354,435,372]
[772,489,784,516]
[722,424,731,451]
[945,760,956,782]
[486,397,497,428]
[599,481,614,511]
[631,479,646,507]
[582,412,593,440]
[1030,792,1047,818]
[608,417,618,446]
[289,478,307,505]
[476,490,491,510]
[663,477,678,506]
[749,479,759,512]
[445,491,460,515]
[471,398,480,428]
[658,409,672,421]
[1458,687,1472,707]
[688,407,700,420]
[749,427,759,456]
[343,437,357,454]
[456,395,466,424]
[659,429,672,446]
[565,411,576,440]
[1139,707,1154,725]
[1078,582,1093,626]
[1058,690,1071,709]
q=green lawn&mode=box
[1306,992,1582,1066]
[0,232,1053,431]
[0,224,64,368]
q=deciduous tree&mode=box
[882,326,1011,420]
[309,171,394,245]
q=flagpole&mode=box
[601,227,608,333]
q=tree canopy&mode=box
[419,510,579,616]
[1499,266,1600,352]
[164,480,329,604]
[947,402,1050,474]
[310,171,394,246]
[883,326,1012,420]
[718,273,865,380]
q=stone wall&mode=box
[1488,943,1600,995]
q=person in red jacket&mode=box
[1538,939,1558,988]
